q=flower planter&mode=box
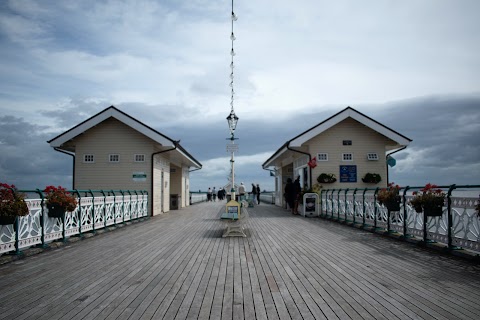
[0,215,16,225]
[424,203,443,216]
[413,205,423,213]
[385,197,401,211]
[47,204,66,219]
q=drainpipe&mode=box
[151,144,177,216]
[287,143,312,189]
[54,148,75,188]
[386,146,407,185]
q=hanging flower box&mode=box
[317,173,336,184]
[44,186,78,219]
[0,182,29,225]
[409,183,445,217]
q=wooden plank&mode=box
[1,202,480,320]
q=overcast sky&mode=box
[0,0,479,193]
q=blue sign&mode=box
[387,156,396,167]
[340,165,357,182]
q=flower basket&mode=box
[0,215,16,225]
[423,198,444,216]
[409,183,445,216]
[317,173,336,184]
[362,173,381,184]
[44,185,78,216]
[377,182,401,211]
[1,182,29,225]
[47,204,66,218]
[384,196,401,212]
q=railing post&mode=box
[362,188,367,228]
[120,190,125,223]
[353,188,358,225]
[100,190,107,228]
[88,189,95,233]
[73,190,81,240]
[111,190,116,226]
[35,188,48,249]
[447,184,457,250]
[374,187,379,230]
[134,190,139,219]
[337,189,342,221]
[402,186,410,238]
[344,189,349,222]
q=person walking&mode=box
[251,183,257,205]
[212,187,217,201]
[238,182,246,201]
[207,187,212,202]
[285,178,294,211]
[256,184,261,205]
[293,176,301,214]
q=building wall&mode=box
[73,118,154,192]
[306,118,395,188]
[153,154,170,215]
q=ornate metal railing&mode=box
[0,189,148,255]
[320,185,480,253]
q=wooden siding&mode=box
[73,118,154,191]
[306,118,394,188]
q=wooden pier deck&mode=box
[1,201,479,320]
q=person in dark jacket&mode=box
[251,183,257,204]
[285,178,294,211]
[293,176,301,214]
[256,184,261,205]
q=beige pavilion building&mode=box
[48,106,202,216]
[262,107,412,208]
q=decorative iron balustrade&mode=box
[0,189,148,255]
[320,185,480,253]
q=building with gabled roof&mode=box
[48,106,202,215]
[262,106,411,207]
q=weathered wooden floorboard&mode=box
[1,202,480,320]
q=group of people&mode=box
[284,176,302,215]
[238,182,261,205]
[207,187,227,201]
[206,182,262,204]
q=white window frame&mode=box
[317,153,328,161]
[134,154,145,162]
[367,153,379,161]
[109,154,120,163]
[84,154,94,163]
[342,153,353,161]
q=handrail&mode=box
[0,189,149,256]
[320,184,480,253]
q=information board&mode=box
[339,165,357,182]
[303,193,319,217]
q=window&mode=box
[342,140,352,145]
[134,154,145,162]
[317,153,328,161]
[109,154,120,162]
[367,153,379,161]
[342,153,353,161]
[84,154,94,163]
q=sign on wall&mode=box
[133,172,147,182]
[339,165,357,182]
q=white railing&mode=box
[0,190,148,255]
[320,185,480,253]
[190,192,208,204]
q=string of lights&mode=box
[227,0,238,138]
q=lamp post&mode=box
[226,109,238,201]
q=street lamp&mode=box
[226,109,239,139]
[226,109,238,200]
